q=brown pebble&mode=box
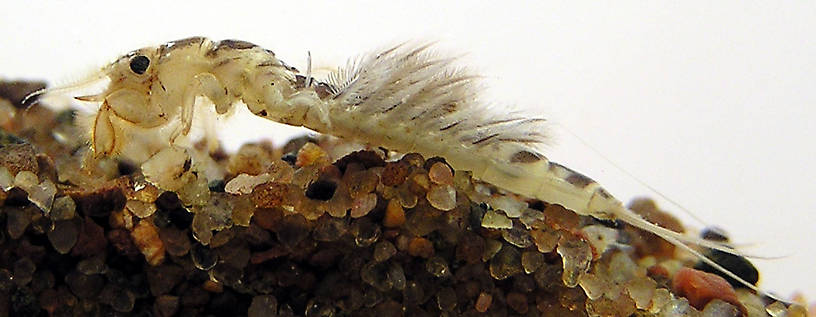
[154,295,180,317]
[35,153,57,183]
[381,161,411,186]
[530,227,559,253]
[107,229,141,258]
[647,264,671,286]
[38,288,59,314]
[586,294,637,317]
[248,295,278,317]
[250,182,289,208]
[147,265,184,296]
[455,233,485,264]
[506,292,529,314]
[251,244,289,264]
[407,237,434,258]
[544,204,580,232]
[627,198,685,258]
[0,143,38,176]
[333,150,386,172]
[47,219,79,254]
[383,199,405,228]
[6,205,34,239]
[158,227,192,257]
[67,182,127,218]
[253,207,283,231]
[71,217,107,257]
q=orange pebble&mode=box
[671,267,746,315]
[475,292,493,313]
[407,237,434,258]
[202,280,223,293]
[383,199,406,228]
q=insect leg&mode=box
[91,101,116,157]
[174,73,231,142]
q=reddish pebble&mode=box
[647,264,671,285]
[428,162,453,185]
[672,267,746,315]
[407,237,434,258]
[475,292,492,312]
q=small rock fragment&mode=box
[154,295,180,317]
[475,292,492,313]
[436,287,457,312]
[350,192,377,218]
[131,219,166,265]
[248,295,278,317]
[701,299,739,317]
[489,246,523,280]
[482,209,513,229]
[426,184,456,211]
[383,199,405,228]
[407,237,434,258]
[490,196,527,218]
[506,292,529,314]
[428,162,453,185]
[225,173,272,195]
[72,217,107,257]
[6,205,33,239]
[373,241,397,262]
[125,199,157,218]
[521,250,545,274]
[50,196,76,220]
[47,219,79,254]
[381,161,411,186]
[425,257,451,278]
[531,227,560,253]
[296,142,329,167]
[556,236,592,287]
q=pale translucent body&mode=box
[32,37,772,297]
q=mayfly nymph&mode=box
[28,37,772,297]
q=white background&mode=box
[2,1,814,302]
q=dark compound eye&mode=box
[129,55,150,75]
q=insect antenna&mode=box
[21,71,109,107]
[613,206,789,303]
